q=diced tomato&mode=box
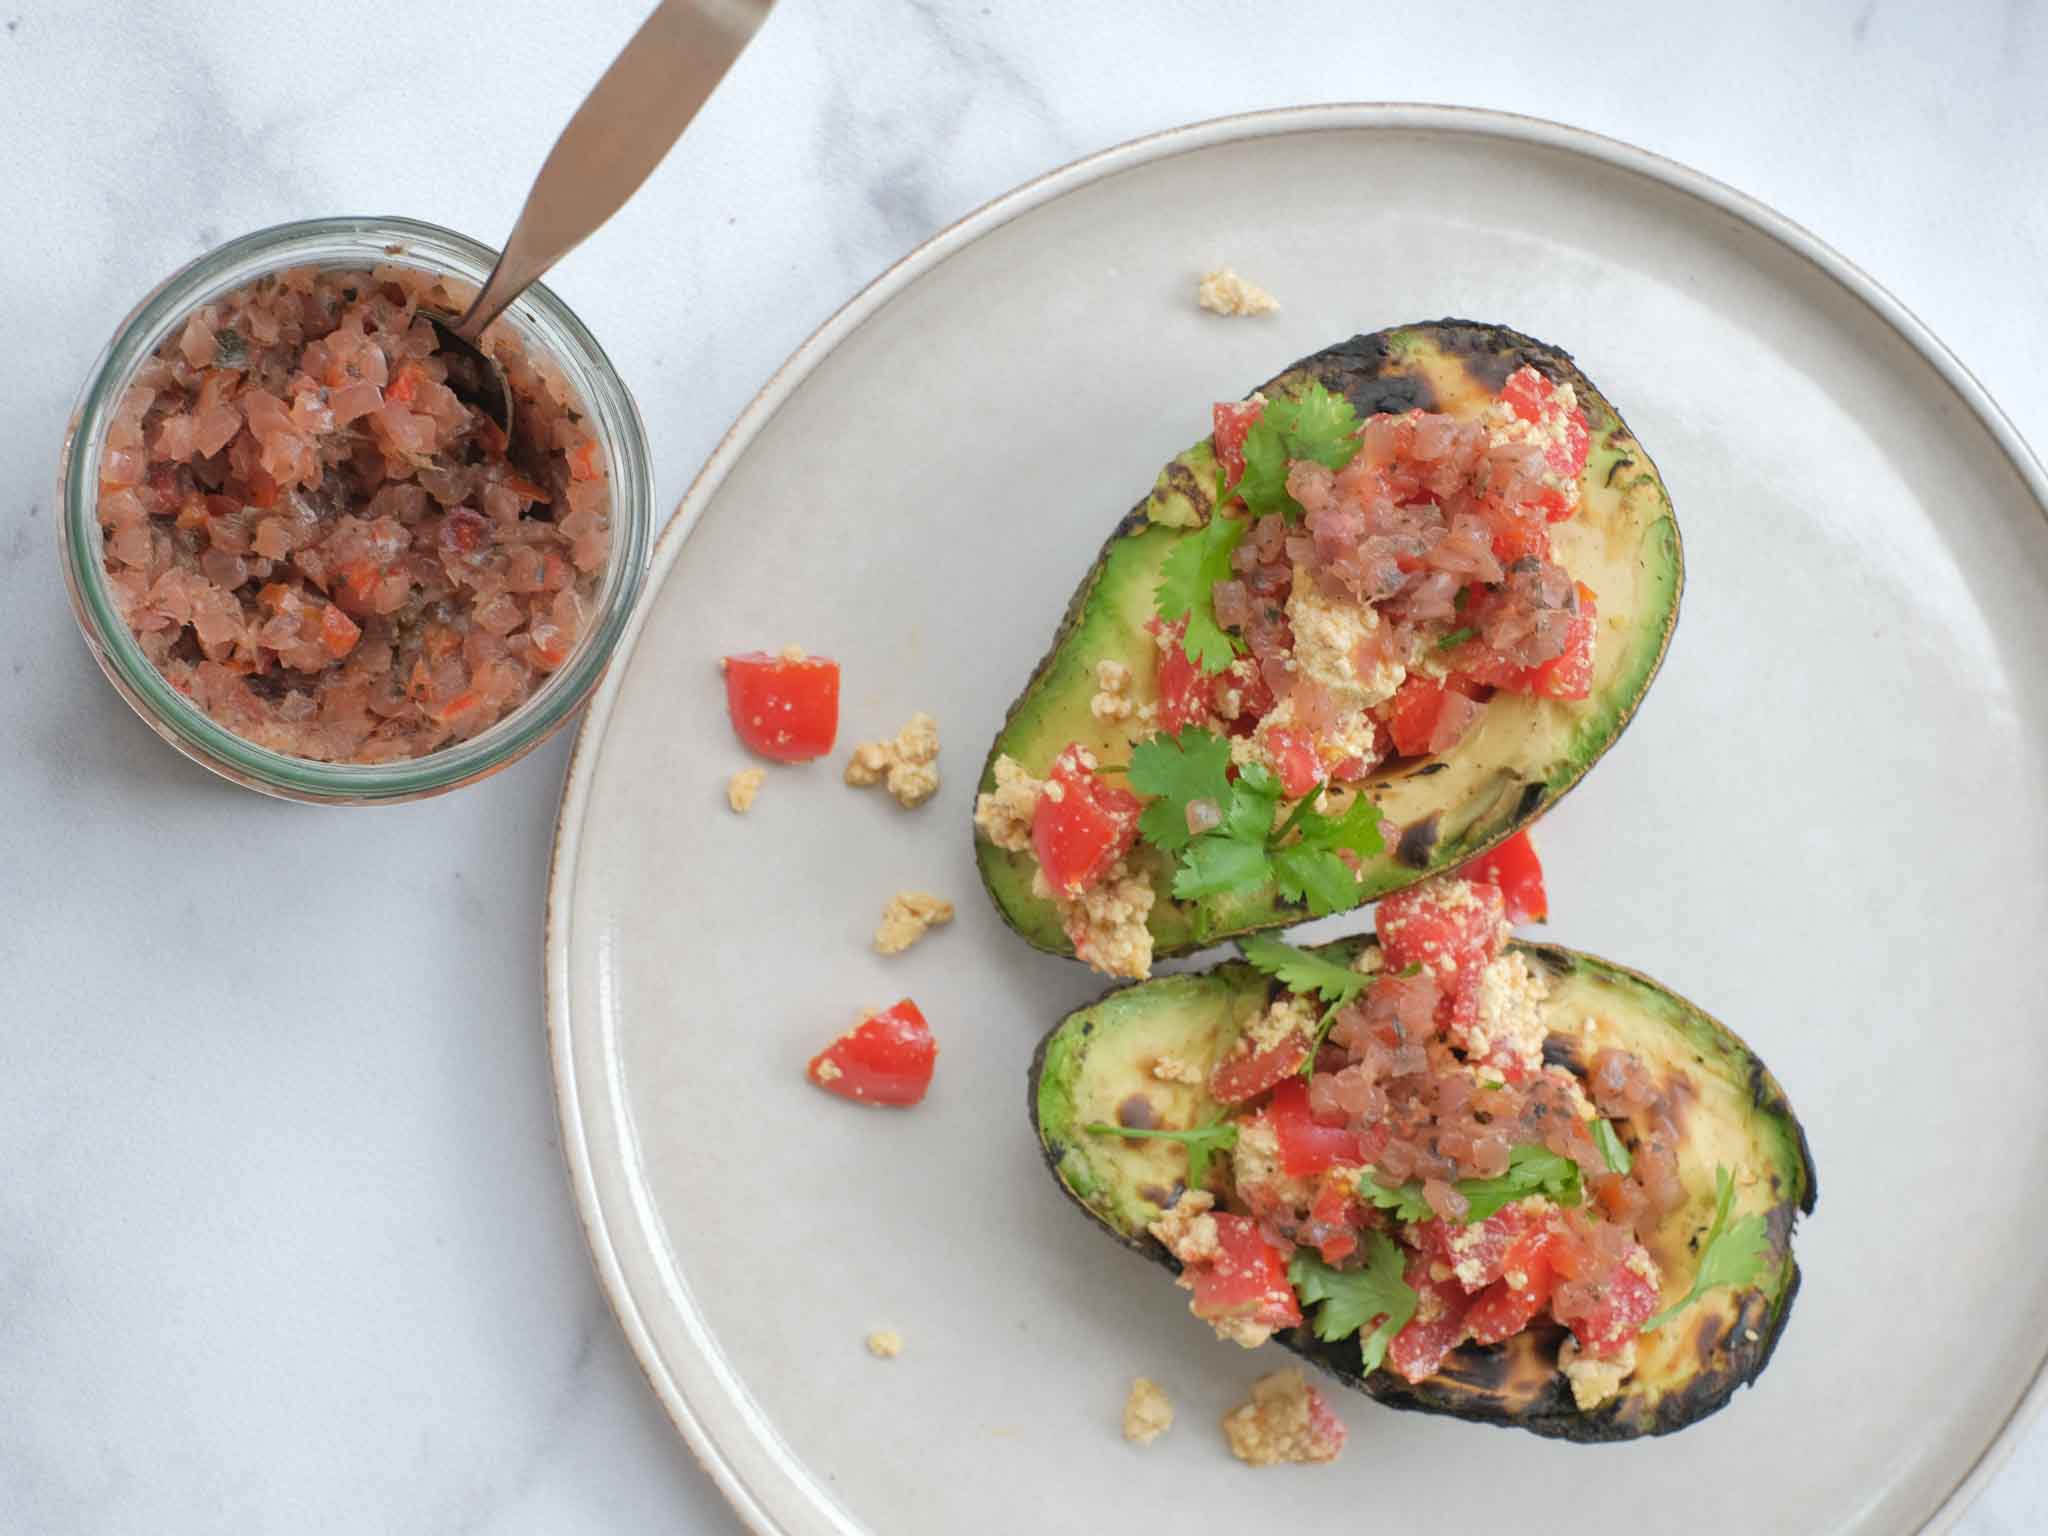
[1185,1213,1302,1334]
[432,690,483,724]
[1148,617,1214,734]
[1262,725,1324,799]
[1209,1028,1312,1104]
[806,999,937,1108]
[1412,1204,1532,1295]
[1458,828,1547,924]
[1376,877,1508,977]
[339,560,382,607]
[1387,1258,1473,1383]
[1212,399,1266,487]
[1523,584,1596,701]
[1031,744,1141,896]
[1307,1177,1367,1265]
[1499,366,1552,425]
[1464,1215,1569,1344]
[1557,1243,1661,1357]
[386,363,423,406]
[1486,501,1553,563]
[1268,1077,1365,1177]
[1551,406,1590,483]
[1383,675,1485,759]
[568,437,604,481]
[319,603,361,659]
[723,649,841,762]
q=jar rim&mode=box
[58,215,653,804]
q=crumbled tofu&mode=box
[726,767,764,814]
[1222,1370,1347,1466]
[972,754,1043,851]
[1196,266,1280,318]
[1287,566,1405,712]
[1467,951,1551,1075]
[873,891,954,955]
[1244,992,1318,1055]
[1147,1190,1221,1264]
[1623,1244,1662,1288]
[1350,946,1384,976]
[1091,659,1135,723]
[865,1330,903,1359]
[778,643,808,663]
[814,1057,842,1083]
[1558,1337,1634,1412]
[1150,1054,1205,1085]
[1230,1117,1316,1214]
[1122,1378,1174,1445]
[1048,859,1156,980]
[845,711,941,808]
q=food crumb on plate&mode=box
[1221,1370,1347,1466]
[1122,1377,1174,1445]
[726,767,765,814]
[865,1329,903,1359]
[1196,266,1280,317]
[874,891,954,955]
[846,711,941,808]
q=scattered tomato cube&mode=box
[807,999,936,1108]
[724,647,840,762]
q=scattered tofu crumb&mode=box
[814,1057,842,1083]
[1150,1054,1204,1085]
[1222,1370,1347,1466]
[1090,659,1135,723]
[874,891,955,955]
[865,1330,903,1359]
[726,767,765,814]
[1122,1377,1174,1445]
[845,712,941,808]
[1558,1337,1635,1412]
[779,643,808,663]
[1196,266,1280,318]
[973,754,1044,850]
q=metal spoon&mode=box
[425,0,773,435]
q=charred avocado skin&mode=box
[977,321,1683,960]
[1028,937,1814,1443]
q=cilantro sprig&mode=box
[1236,939,1420,1077]
[1224,381,1364,523]
[1590,1118,1633,1175]
[1360,1144,1586,1227]
[1289,1234,1416,1375]
[1640,1166,1770,1332]
[1128,731,1384,918]
[1084,1109,1239,1193]
[1154,508,1247,676]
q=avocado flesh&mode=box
[977,321,1683,959]
[1029,937,1815,1442]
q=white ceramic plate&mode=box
[546,106,2048,1534]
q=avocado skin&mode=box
[1026,938,1814,1444]
[975,319,1684,964]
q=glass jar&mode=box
[57,216,652,804]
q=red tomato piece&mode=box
[1031,744,1141,896]
[723,649,840,762]
[1556,1240,1661,1357]
[806,999,937,1107]
[1307,1176,1367,1265]
[1463,1216,1568,1344]
[1262,725,1325,799]
[319,602,361,658]
[1212,399,1266,487]
[1383,676,1485,759]
[1412,1204,1533,1295]
[1376,877,1509,978]
[1209,1028,1312,1104]
[1186,1214,1303,1333]
[1148,617,1214,734]
[1268,1077,1365,1177]
[1458,828,1548,924]
[1522,584,1597,701]
[1387,1257,1473,1383]
[1499,366,1552,425]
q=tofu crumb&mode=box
[725,767,764,814]
[814,1057,842,1083]
[1150,1054,1204,1085]
[1196,266,1280,318]
[1037,858,1156,980]
[874,891,955,955]
[1244,992,1318,1055]
[972,754,1043,851]
[865,1330,903,1359]
[1222,1370,1347,1466]
[1147,1190,1221,1264]
[1122,1377,1174,1445]
[1090,659,1135,723]
[778,643,808,663]
[1466,950,1551,1075]
[1558,1337,1635,1412]
[845,711,941,808]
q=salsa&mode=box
[97,263,610,763]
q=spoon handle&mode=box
[457,0,773,340]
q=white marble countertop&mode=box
[4,1,2043,1530]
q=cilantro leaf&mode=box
[1219,762,1282,845]
[1171,836,1272,900]
[1591,1118,1633,1175]
[1292,788,1386,861]
[1129,730,1234,853]
[1237,936,1371,1007]
[1641,1166,1771,1332]
[1233,415,1292,519]
[1437,626,1477,651]
[1085,1112,1239,1193]
[1357,1143,1585,1228]
[1155,508,1247,675]
[1262,381,1362,471]
[1288,1234,1416,1374]
[1271,845,1364,918]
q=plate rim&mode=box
[544,102,2048,1535]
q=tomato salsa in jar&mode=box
[58,217,651,803]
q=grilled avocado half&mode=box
[1029,936,1814,1442]
[975,320,1681,962]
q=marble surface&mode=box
[2,1,2042,1530]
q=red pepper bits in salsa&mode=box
[98,263,610,763]
[722,646,841,762]
[807,1000,936,1107]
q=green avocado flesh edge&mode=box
[1029,937,1815,1442]
[975,320,1683,960]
